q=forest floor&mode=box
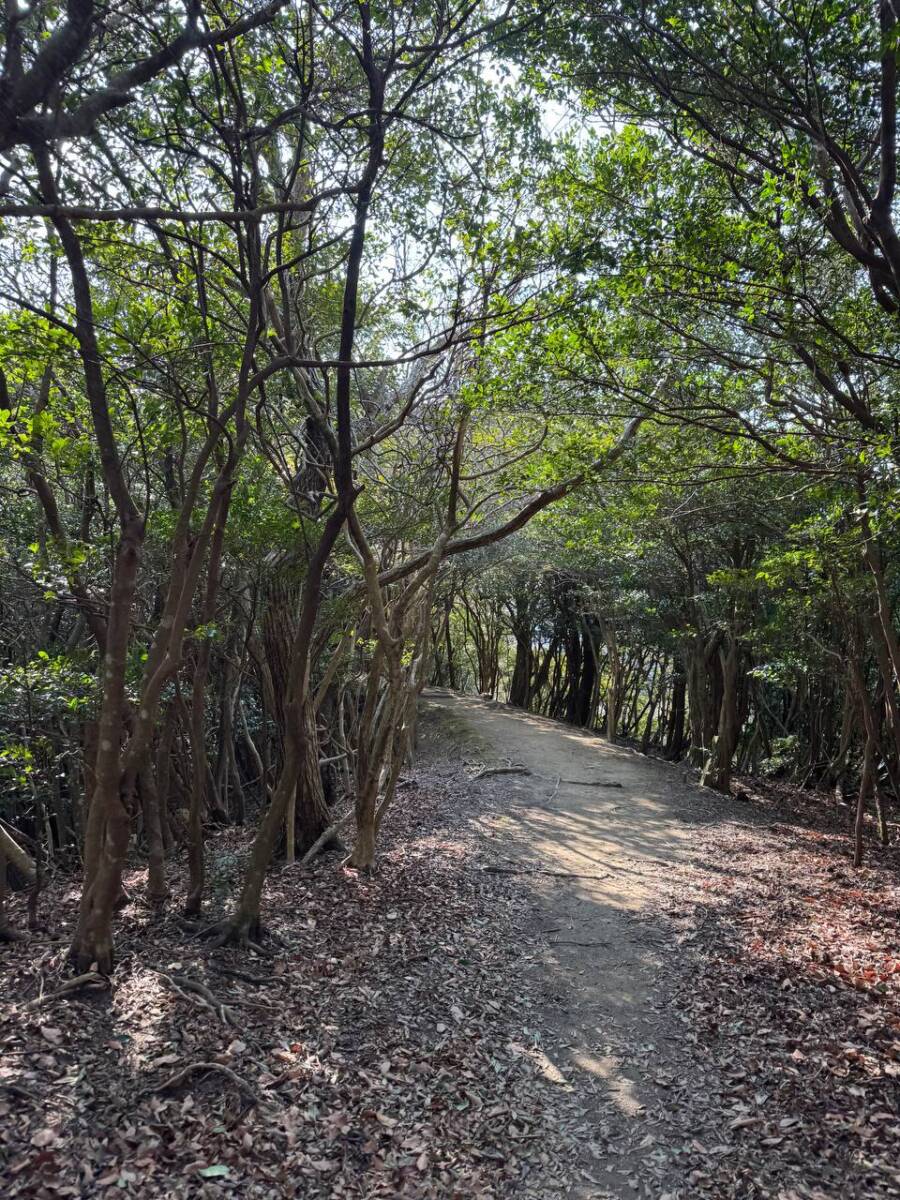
[2,692,900,1198]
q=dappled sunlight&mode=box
[568,1051,645,1119]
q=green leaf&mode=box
[198,1164,230,1178]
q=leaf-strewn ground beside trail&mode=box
[0,767,586,1199]
[2,747,900,1199]
[652,779,900,1200]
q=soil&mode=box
[418,689,900,1199]
[419,689,735,1198]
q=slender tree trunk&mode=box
[209,507,347,944]
[38,153,146,972]
[71,525,143,973]
[601,620,621,742]
[184,492,231,915]
[861,513,900,687]
[443,598,457,690]
[509,631,532,708]
[240,700,265,799]
[854,736,875,868]
[873,773,890,847]
[288,698,330,858]
[0,842,25,943]
[157,707,175,852]
[576,625,596,727]
[139,765,167,905]
[701,639,741,793]
[665,669,687,759]
[0,824,35,887]
[184,658,208,916]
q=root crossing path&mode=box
[422,689,743,1199]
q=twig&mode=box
[318,751,349,767]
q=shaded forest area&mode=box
[1,1,900,1196]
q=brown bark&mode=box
[39,151,145,973]
[869,613,900,773]
[291,699,330,856]
[139,765,167,905]
[184,484,232,915]
[344,443,451,870]
[70,523,143,973]
[209,506,348,944]
[0,841,25,943]
[0,824,35,888]
[157,706,175,852]
[854,736,875,868]
[701,638,741,793]
[261,577,332,857]
[664,668,687,759]
[600,619,622,742]
[860,510,900,688]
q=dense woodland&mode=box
[0,0,899,983]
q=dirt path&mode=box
[421,689,742,1198]
[3,693,896,1198]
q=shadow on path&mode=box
[422,689,750,1198]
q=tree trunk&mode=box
[0,824,35,888]
[139,765,167,905]
[0,841,25,943]
[509,631,532,708]
[443,598,457,690]
[665,669,686,759]
[208,506,347,945]
[854,735,875,868]
[292,699,330,855]
[184,663,207,917]
[70,522,143,974]
[701,639,741,793]
[575,625,596,727]
[348,794,377,872]
[601,620,621,742]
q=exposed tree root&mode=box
[476,866,613,880]
[197,916,267,954]
[558,778,623,788]
[25,972,109,1010]
[471,765,531,781]
[1,1082,40,1103]
[299,808,355,866]
[154,970,237,1025]
[141,1060,261,1105]
[342,853,376,875]
[209,962,269,986]
[549,939,611,947]
[67,938,114,977]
